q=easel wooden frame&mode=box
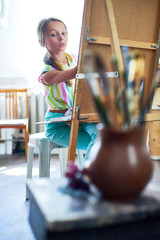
[67,0,160,162]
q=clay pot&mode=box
[89,125,153,202]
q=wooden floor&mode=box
[0,153,160,240]
[0,153,62,240]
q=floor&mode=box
[0,153,160,240]
[0,153,62,240]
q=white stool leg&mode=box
[59,148,68,178]
[77,150,85,167]
[39,138,50,178]
[26,143,34,200]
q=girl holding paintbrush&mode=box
[37,18,98,161]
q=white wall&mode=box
[0,0,84,91]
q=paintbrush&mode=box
[125,52,144,125]
[122,46,130,87]
[94,54,120,129]
[137,56,145,111]
[110,55,131,128]
[84,50,111,126]
[139,70,160,125]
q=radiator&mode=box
[29,92,47,134]
[0,91,48,154]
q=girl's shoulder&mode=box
[38,64,56,83]
[42,64,56,73]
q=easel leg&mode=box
[67,118,80,163]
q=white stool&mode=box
[26,132,84,200]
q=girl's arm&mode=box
[42,66,77,86]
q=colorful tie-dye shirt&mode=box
[38,53,77,112]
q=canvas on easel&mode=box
[67,0,160,161]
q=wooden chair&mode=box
[0,88,29,158]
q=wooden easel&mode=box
[67,0,160,161]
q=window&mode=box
[0,0,84,92]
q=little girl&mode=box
[37,17,98,161]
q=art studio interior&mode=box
[0,0,160,240]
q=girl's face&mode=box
[44,21,68,54]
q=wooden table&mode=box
[27,178,160,240]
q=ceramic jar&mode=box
[89,125,153,202]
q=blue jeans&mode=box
[44,111,98,160]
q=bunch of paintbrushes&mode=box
[84,50,118,128]
[84,48,158,130]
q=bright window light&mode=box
[0,0,84,91]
